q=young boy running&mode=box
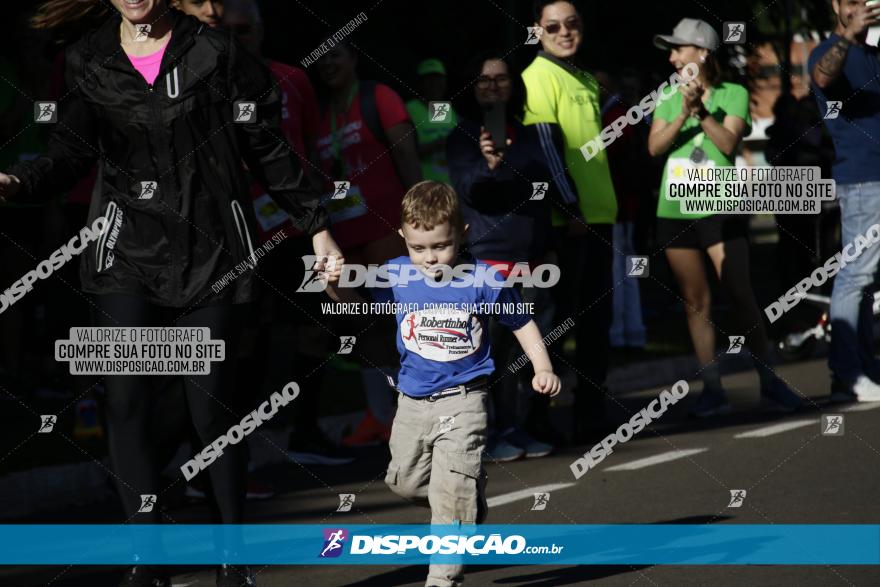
[324,180,561,586]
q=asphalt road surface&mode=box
[6,358,880,587]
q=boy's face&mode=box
[398,221,465,278]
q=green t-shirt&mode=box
[406,99,456,183]
[522,52,617,225]
[655,82,752,219]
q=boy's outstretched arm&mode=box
[512,320,562,397]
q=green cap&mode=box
[416,58,446,77]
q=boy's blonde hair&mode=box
[400,181,465,234]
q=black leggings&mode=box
[93,294,246,524]
[553,225,614,416]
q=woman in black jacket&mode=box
[0,1,342,585]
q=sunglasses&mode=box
[542,17,581,34]
[475,74,511,88]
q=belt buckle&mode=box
[428,385,463,402]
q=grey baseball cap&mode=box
[653,18,719,51]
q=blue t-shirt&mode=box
[371,255,532,397]
[808,34,880,184]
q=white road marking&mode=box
[734,420,816,438]
[604,448,708,471]
[487,482,576,508]
[840,402,880,412]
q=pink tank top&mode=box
[126,39,169,86]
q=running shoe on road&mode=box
[501,427,553,458]
[760,377,804,413]
[482,436,525,462]
[830,375,880,403]
[690,386,732,418]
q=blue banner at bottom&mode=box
[1,525,878,565]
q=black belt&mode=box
[408,377,490,402]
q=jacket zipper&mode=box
[231,200,257,264]
[145,79,180,301]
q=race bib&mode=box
[400,309,482,362]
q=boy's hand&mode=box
[532,370,561,396]
[0,173,20,204]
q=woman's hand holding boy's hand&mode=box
[311,229,344,284]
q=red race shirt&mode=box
[315,83,410,251]
[250,61,320,243]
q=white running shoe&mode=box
[830,375,880,403]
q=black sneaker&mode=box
[118,565,169,587]
[288,431,356,466]
[216,564,256,587]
